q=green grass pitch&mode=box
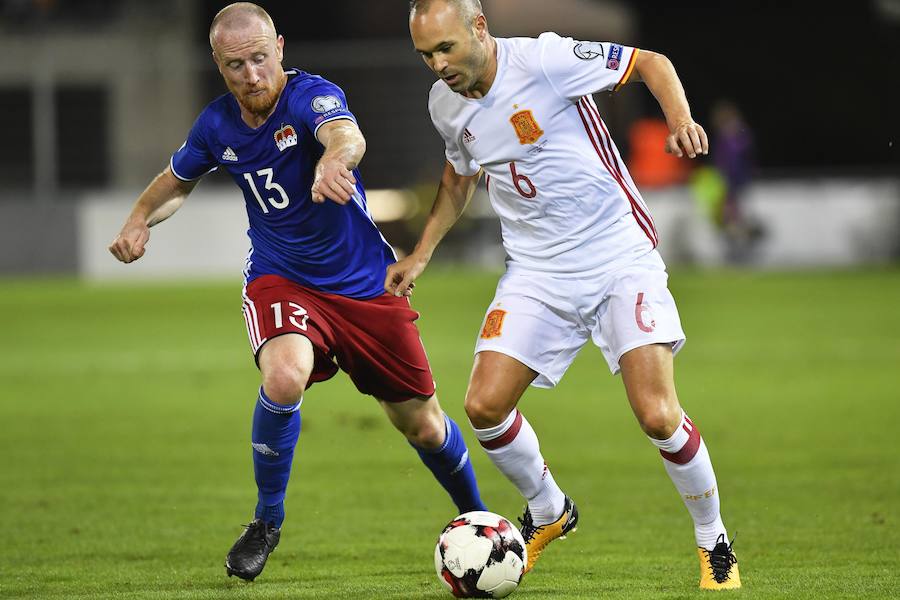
[1,267,898,599]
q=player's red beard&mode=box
[233,71,287,116]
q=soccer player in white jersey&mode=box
[387,0,741,590]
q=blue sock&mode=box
[251,387,301,528]
[413,414,487,514]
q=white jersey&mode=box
[429,32,659,274]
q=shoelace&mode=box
[239,520,272,550]
[706,533,737,583]
[517,509,544,543]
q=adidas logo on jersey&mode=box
[222,146,239,162]
[463,128,476,144]
[274,124,298,151]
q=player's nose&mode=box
[433,56,449,73]
[245,63,261,84]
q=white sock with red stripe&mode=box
[472,409,566,525]
[649,412,728,550]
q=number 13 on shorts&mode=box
[271,301,309,331]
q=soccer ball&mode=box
[434,511,527,598]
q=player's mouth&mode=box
[443,74,461,86]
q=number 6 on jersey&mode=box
[509,161,537,198]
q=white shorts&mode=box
[474,250,686,387]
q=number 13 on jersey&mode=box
[244,167,290,213]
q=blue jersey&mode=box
[170,69,395,299]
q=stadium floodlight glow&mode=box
[365,189,419,222]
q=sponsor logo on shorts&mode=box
[606,43,623,70]
[480,309,507,339]
[509,110,544,145]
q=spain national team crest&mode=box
[480,309,507,339]
[509,110,544,145]
[274,124,298,152]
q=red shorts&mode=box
[242,274,435,402]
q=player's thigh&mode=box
[591,256,686,375]
[475,273,588,389]
[465,350,539,428]
[333,293,436,402]
[244,275,340,396]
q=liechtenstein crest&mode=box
[274,124,298,151]
[509,110,544,145]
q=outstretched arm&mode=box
[108,167,197,263]
[385,162,483,296]
[312,119,367,204]
[629,50,708,159]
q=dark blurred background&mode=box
[1,0,898,276]
[215,0,900,175]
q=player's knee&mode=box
[262,365,308,406]
[402,409,446,449]
[636,396,682,439]
[464,393,507,430]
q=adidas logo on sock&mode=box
[222,146,239,162]
[252,442,279,456]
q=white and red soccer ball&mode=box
[434,511,527,598]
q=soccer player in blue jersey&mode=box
[108,2,486,582]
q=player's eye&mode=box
[253,54,266,63]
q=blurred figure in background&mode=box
[709,99,763,262]
[108,1,485,584]
[627,115,691,189]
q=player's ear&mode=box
[212,53,226,77]
[210,43,224,73]
[473,13,487,40]
[276,34,285,62]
